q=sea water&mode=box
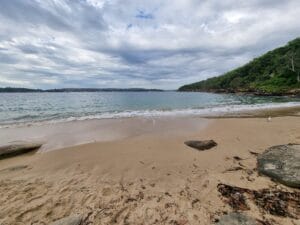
[0,91,299,127]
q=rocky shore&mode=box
[179,88,300,97]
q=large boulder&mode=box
[216,213,258,225]
[0,141,42,159]
[257,144,300,188]
[49,215,82,225]
[184,140,217,151]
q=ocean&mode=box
[0,91,299,127]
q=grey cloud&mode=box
[18,44,41,54]
[0,52,19,64]
[0,0,299,89]
[0,0,70,30]
[0,0,106,31]
[136,10,154,19]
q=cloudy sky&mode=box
[0,0,299,89]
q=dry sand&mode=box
[0,115,299,225]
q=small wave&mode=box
[1,102,300,128]
[12,114,41,120]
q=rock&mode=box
[0,141,43,159]
[216,213,258,225]
[49,215,82,225]
[257,144,300,188]
[184,140,217,151]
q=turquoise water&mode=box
[0,92,299,127]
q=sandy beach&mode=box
[1,1,300,224]
[0,114,299,224]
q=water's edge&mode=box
[1,92,299,128]
[1,101,300,129]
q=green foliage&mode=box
[179,37,300,94]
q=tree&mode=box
[287,51,300,82]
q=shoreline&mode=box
[1,105,300,152]
[0,116,211,152]
[178,89,300,96]
[1,101,300,129]
[0,115,299,224]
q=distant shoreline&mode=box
[2,87,300,96]
[178,89,300,97]
[0,87,165,93]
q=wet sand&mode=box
[0,115,299,224]
[0,117,210,152]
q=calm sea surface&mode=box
[0,92,299,127]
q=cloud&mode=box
[0,0,299,89]
[136,10,154,20]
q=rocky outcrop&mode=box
[216,213,258,225]
[257,144,300,188]
[49,215,82,225]
[0,141,42,159]
[184,140,217,151]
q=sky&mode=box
[0,0,299,90]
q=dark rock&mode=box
[257,144,300,188]
[0,141,42,159]
[184,140,217,151]
[50,215,82,225]
[216,213,258,225]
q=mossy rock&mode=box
[257,144,300,188]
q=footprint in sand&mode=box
[102,187,112,196]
